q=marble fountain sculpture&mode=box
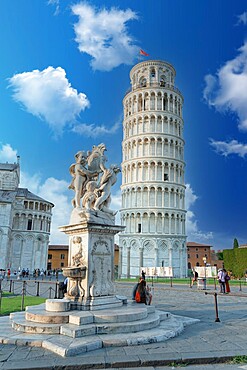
[0,143,199,357]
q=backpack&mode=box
[135,290,141,302]
[135,289,146,303]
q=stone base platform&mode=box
[0,300,199,357]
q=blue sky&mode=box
[0,0,247,250]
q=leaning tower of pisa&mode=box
[118,60,187,278]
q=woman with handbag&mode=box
[224,269,231,293]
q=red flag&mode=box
[139,49,149,56]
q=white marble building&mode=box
[0,157,54,272]
[119,60,187,278]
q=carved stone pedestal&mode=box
[59,220,125,310]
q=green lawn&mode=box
[116,277,247,285]
[0,296,46,316]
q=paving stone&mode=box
[0,284,246,368]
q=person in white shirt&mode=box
[218,268,226,293]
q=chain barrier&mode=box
[0,279,61,300]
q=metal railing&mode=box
[125,82,183,96]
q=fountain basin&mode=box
[63,266,86,279]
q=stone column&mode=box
[139,247,143,270]
[155,246,159,266]
[169,247,173,269]
[127,246,131,278]
[118,247,123,278]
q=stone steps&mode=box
[24,305,152,325]
[0,306,199,357]
[11,313,61,334]
[60,311,160,338]
[42,314,190,357]
[4,300,200,357]
[10,304,166,337]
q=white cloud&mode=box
[185,184,213,242]
[71,3,139,71]
[0,143,18,163]
[111,190,122,211]
[203,41,247,131]
[8,66,90,136]
[210,138,247,158]
[47,0,60,15]
[72,121,120,137]
[38,178,72,243]
[237,11,247,25]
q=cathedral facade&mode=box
[119,60,187,278]
[0,157,54,272]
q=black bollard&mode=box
[9,279,12,293]
[205,292,220,322]
[214,292,220,322]
[54,282,58,299]
[21,281,26,311]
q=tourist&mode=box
[218,268,226,293]
[63,277,68,295]
[191,269,198,287]
[145,282,153,305]
[135,279,152,305]
[141,270,146,280]
[132,277,143,300]
[135,279,147,304]
[224,269,231,293]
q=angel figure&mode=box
[81,181,98,210]
[68,151,96,208]
[94,164,121,215]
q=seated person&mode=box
[132,277,143,300]
[135,279,152,305]
[145,283,152,305]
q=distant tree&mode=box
[233,238,239,249]
[216,252,223,260]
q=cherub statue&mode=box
[87,143,107,175]
[94,164,121,215]
[69,145,121,220]
[81,181,98,210]
[68,151,97,208]
[72,236,85,267]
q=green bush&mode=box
[223,248,247,278]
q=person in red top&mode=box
[224,269,231,293]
